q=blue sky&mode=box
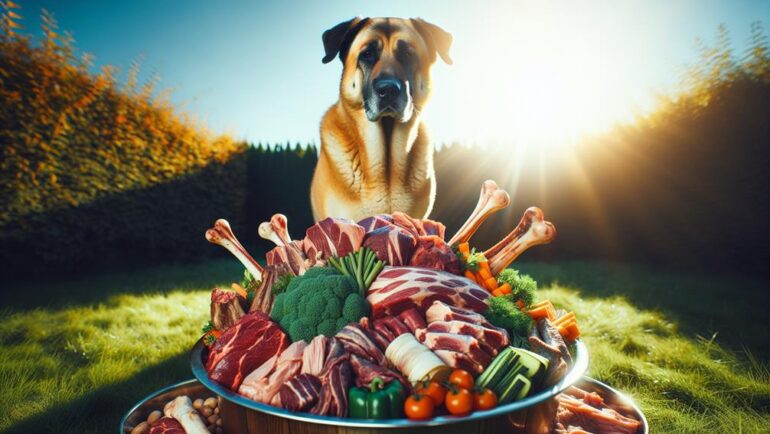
[19,0,770,146]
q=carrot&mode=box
[231,283,248,299]
[552,312,576,327]
[498,282,512,295]
[478,266,493,282]
[484,277,499,291]
[458,242,470,256]
[515,299,526,310]
[479,261,491,274]
[464,270,478,283]
[559,322,580,342]
[492,289,504,297]
[531,300,554,309]
[528,305,557,321]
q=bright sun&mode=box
[424,5,653,154]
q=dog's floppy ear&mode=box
[411,18,453,65]
[322,17,370,64]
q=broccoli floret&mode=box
[270,265,371,342]
[497,268,538,307]
[342,293,370,323]
[323,294,343,319]
[485,294,534,342]
[317,318,337,337]
[288,317,316,343]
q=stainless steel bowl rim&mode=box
[190,338,589,428]
[119,378,202,433]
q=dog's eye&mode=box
[360,48,375,61]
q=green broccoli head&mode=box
[270,266,367,342]
[497,268,538,307]
[317,318,337,337]
[485,295,533,341]
[288,317,316,343]
[342,293,370,323]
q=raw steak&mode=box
[335,323,387,366]
[409,235,461,275]
[416,320,509,352]
[279,373,322,412]
[367,267,489,318]
[311,338,352,417]
[362,225,416,266]
[303,217,365,260]
[421,332,492,367]
[149,417,185,434]
[266,240,310,276]
[206,311,289,390]
[239,340,307,405]
[358,214,395,232]
[425,301,498,329]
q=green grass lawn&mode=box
[1,260,769,433]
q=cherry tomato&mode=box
[416,380,446,406]
[473,388,498,411]
[448,369,474,390]
[445,387,473,416]
[404,394,435,420]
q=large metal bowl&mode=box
[120,375,648,434]
[190,338,591,432]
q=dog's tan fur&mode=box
[311,18,451,222]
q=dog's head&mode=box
[322,17,452,123]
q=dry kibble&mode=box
[193,398,204,409]
[146,410,162,424]
[204,397,218,408]
[131,421,150,434]
[214,406,220,414]
[216,418,222,426]
[200,406,213,417]
[208,414,219,424]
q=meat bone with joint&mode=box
[448,179,512,246]
[259,213,313,275]
[205,219,263,281]
[484,206,557,275]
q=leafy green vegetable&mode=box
[327,247,385,295]
[201,320,214,335]
[270,266,370,342]
[241,269,261,306]
[497,268,538,307]
[464,249,487,272]
[484,295,534,345]
[272,272,294,296]
[203,333,217,346]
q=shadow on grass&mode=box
[517,260,770,361]
[0,259,243,312]
[0,353,190,434]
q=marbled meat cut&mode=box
[409,235,461,274]
[311,338,352,417]
[206,311,289,390]
[392,212,446,239]
[433,349,485,374]
[358,214,394,232]
[362,225,416,266]
[279,373,322,412]
[367,267,489,318]
[149,417,185,434]
[398,308,427,333]
[350,353,410,391]
[416,320,509,352]
[335,323,386,366]
[238,340,307,405]
[421,332,492,367]
[265,240,309,276]
[303,217,365,260]
[425,301,498,329]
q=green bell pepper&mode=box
[348,376,405,419]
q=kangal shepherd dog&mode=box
[310,17,452,222]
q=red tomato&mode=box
[445,387,473,416]
[448,369,474,390]
[416,380,446,406]
[405,394,435,420]
[473,388,498,411]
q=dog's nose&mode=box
[374,77,402,101]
